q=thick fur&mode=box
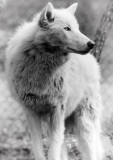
[6,2,103,160]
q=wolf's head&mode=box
[34,2,94,55]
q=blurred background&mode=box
[0,0,113,160]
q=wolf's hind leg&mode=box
[75,96,103,160]
[24,107,45,160]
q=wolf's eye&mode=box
[64,27,71,31]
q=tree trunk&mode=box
[91,0,113,62]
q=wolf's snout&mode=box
[87,41,95,50]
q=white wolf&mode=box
[5,2,103,160]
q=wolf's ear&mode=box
[39,2,55,28]
[67,3,78,14]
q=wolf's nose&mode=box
[87,41,95,50]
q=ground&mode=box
[0,0,113,160]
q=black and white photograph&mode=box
[0,0,113,160]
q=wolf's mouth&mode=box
[67,47,91,55]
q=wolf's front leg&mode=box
[60,141,68,160]
[48,105,65,160]
[75,98,103,160]
[24,107,45,160]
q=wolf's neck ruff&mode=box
[13,39,69,96]
[13,45,68,112]
[24,47,68,82]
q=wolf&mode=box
[5,2,103,160]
